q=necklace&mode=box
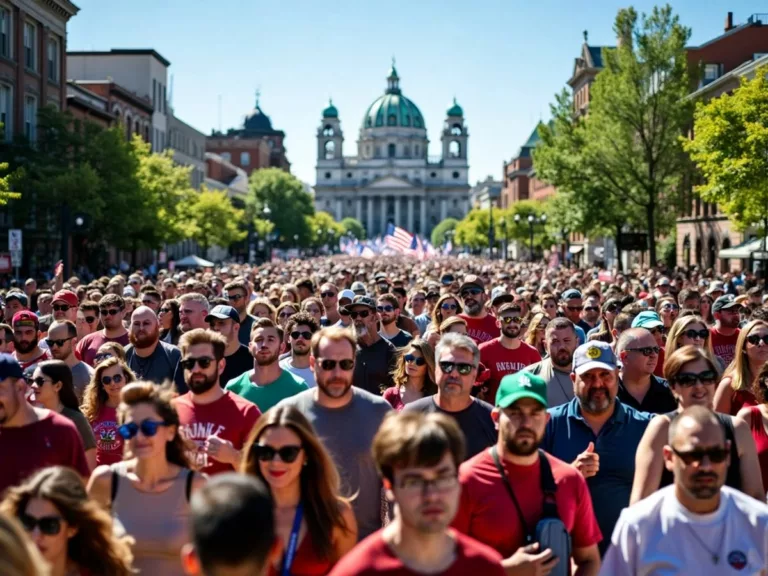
[684,522,722,564]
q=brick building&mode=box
[70,80,152,142]
[66,81,112,129]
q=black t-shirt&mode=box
[403,396,496,460]
[238,314,256,346]
[353,337,396,395]
[125,342,186,393]
[382,329,414,349]
[617,375,677,414]
[221,345,254,388]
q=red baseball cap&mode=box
[12,310,39,328]
[52,290,78,308]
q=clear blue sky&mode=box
[68,1,758,187]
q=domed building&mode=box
[314,64,469,237]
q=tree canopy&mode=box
[247,168,314,248]
[341,217,366,240]
[181,187,247,252]
[431,218,459,247]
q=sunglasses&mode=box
[320,291,337,299]
[683,329,709,340]
[747,334,768,346]
[290,331,312,341]
[404,354,426,366]
[100,308,123,316]
[439,361,475,375]
[461,288,483,297]
[318,358,355,371]
[18,513,62,536]
[605,305,619,313]
[278,311,296,318]
[661,304,680,311]
[52,304,71,312]
[180,356,215,370]
[627,346,661,356]
[566,306,583,312]
[158,308,171,314]
[118,418,169,440]
[45,336,75,348]
[349,310,371,320]
[226,294,245,301]
[649,327,667,336]
[83,315,97,323]
[101,374,124,386]
[672,446,729,465]
[584,306,600,312]
[500,316,522,324]
[252,444,303,463]
[440,303,459,311]
[377,305,395,313]
[673,370,717,388]
[93,353,113,364]
[27,376,50,387]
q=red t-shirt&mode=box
[14,348,52,372]
[479,339,542,402]
[0,410,90,495]
[77,330,131,366]
[653,347,666,379]
[174,391,261,475]
[710,327,740,366]
[459,314,500,345]
[91,405,124,466]
[328,529,505,576]
[452,449,602,559]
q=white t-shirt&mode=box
[278,357,316,388]
[600,485,768,575]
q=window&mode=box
[403,145,410,157]
[24,94,37,141]
[0,7,10,59]
[450,123,462,136]
[346,172,352,178]
[388,143,396,158]
[241,152,251,166]
[415,144,420,157]
[449,141,461,158]
[47,37,59,83]
[322,125,334,137]
[374,146,381,158]
[324,140,335,159]
[325,172,331,179]
[430,172,437,178]
[220,152,231,162]
[452,171,460,179]
[163,85,167,114]
[23,21,36,71]
[0,83,10,141]
[703,64,721,84]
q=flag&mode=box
[361,246,375,259]
[385,223,415,253]
[444,239,453,255]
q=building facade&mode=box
[71,79,152,143]
[314,64,470,237]
[470,176,501,209]
[168,112,206,189]
[66,81,112,129]
[0,0,78,142]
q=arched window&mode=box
[450,123,462,136]
[449,140,461,158]
[322,125,334,137]
[387,114,397,126]
[721,237,731,273]
[324,140,335,159]
[708,236,716,268]
[388,143,396,158]
[241,151,251,166]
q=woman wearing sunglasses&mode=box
[630,346,764,504]
[382,340,437,411]
[158,298,182,346]
[276,302,299,330]
[714,320,768,415]
[241,405,357,575]
[655,296,679,330]
[81,358,135,466]
[735,362,768,491]
[524,312,549,357]
[0,510,49,576]
[2,466,134,576]
[28,360,98,472]
[665,315,726,372]
[88,381,204,576]
[93,341,126,366]
[424,294,462,347]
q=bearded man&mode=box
[124,306,186,392]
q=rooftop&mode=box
[67,48,171,67]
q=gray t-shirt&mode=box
[124,342,185,393]
[60,406,97,451]
[276,388,391,540]
[70,361,94,403]
[278,357,316,388]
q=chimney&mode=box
[725,11,734,32]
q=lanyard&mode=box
[281,503,304,576]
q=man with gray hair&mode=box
[525,317,580,407]
[178,292,210,334]
[616,328,676,414]
[404,333,495,460]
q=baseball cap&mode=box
[5,291,28,307]
[351,281,366,294]
[52,289,78,308]
[713,294,741,313]
[0,354,23,380]
[706,281,725,295]
[123,287,136,298]
[491,287,514,306]
[496,371,548,409]
[350,295,376,310]
[561,288,582,301]
[656,277,671,287]
[338,289,355,302]
[459,275,484,293]
[12,310,39,328]
[205,305,240,324]
[573,341,618,375]
[440,273,455,285]
[632,311,664,329]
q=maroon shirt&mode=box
[0,410,90,495]
[76,330,131,367]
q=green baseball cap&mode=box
[496,371,548,409]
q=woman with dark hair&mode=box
[276,302,299,330]
[158,299,182,346]
[241,405,357,575]
[655,296,680,330]
[736,362,768,490]
[29,360,97,471]
[587,298,621,343]
[88,381,205,575]
[382,339,437,411]
[2,466,134,576]
[700,293,715,325]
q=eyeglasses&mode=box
[26,376,51,387]
[45,336,75,348]
[290,330,312,340]
[747,334,768,346]
[320,291,337,299]
[118,418,169,440]
[318,358,355,371]
[18,513,62,536]
[673,370,717,388]
[100,308,123,316]
[349,310,371,320]
[278,311,296,319]
[626,346,661,356]
[158,308,171,314]
[83,315,97,323]
[404,354,426,366]
[500,316,522,324]
[439,361,476,375]
[52,304,71,312]
[399,473,458,494]
[377,305,395,313]
[101,374,124,386]
[180,356,215,370]
[461,288,483,297]
[226,294,245,301]
[440,303,458,311]
[682,329,709,340]
[661,303,680,311]
[252,444,303,463]
[566,306,583,312]
[672,446,729,465]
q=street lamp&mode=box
[488,204,495,259]
[515,213,546,262]
[499,218,508,261]
[262,204,272,261]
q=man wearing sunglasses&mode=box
[206,304,253,389]
[711,295,742,365]
[12,311,51,374]
[76,294,129,367]
[479,302,542,403]
[616,328,676,415]
[458,275,500,345]
[76,300,100,341]
[631,310,667,379]
[336,289,355,328]
[50,290,78,324]
[46,320,93,401]
[319,282,341,326]
[404,333,495,460]
[279,312,319,388]
[377,294,413,348]
[349,296,397,395]
[223,280,256,346]
[559,289,588,345]
[125,306,186,392]
[602,405,768,573]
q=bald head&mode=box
[130,306,160,349]
[616,328,656,355]
[668,405,725,447]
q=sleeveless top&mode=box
[267,536,334,576]
[659,410,741,489]
[747,406,768,491]
[731,388,758,415]
[110,461,191,576]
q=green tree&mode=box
[455,209,491,250]
[0,163,22,205]
[182,187,247,253]
[431,217,459,247]
[341,217,366,240]
[248,168,314,247]
[684,64,768,237]
[307,211,345,250]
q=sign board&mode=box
[10,251,21,267]
[621,233,648,251]
[0,253,11,273]
[752,251,768,261]
[158,251,167,264]
[8,229,22,252]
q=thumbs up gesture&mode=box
[572,441,600,478]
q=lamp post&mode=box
[262,204,272,262]
[515,213,546,262]
[499,218,508,261]
[488,203,496,259]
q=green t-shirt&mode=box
[225,369,308,412]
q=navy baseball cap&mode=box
[572,341,619,375]
[205,305,240,324]
[561,289,582,301]
[0,354,23,380]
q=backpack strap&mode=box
[110,468,119,507]
[185,470,195,502]
[538,449,560,520]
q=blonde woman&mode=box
[424,294,462,347]
[382,340,437,411]
[524,312,549,357]
[665,315,724,371]
[439,316,468,336]
[714,319,768,415]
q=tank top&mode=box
[110,461,191,576]
[659,410,741,489]
[747,406,768,491]
[267,536,333,576]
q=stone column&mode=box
[366,195,374,236]
[356,196,362,223]
[407,196,414,232]
[335,198,343,221]
[440,197,448,221]
[420,196,427,234]
[394,196,402,229]
[380,196,388,234]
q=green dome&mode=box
[322,99,338,118]
[362,65,424,130]
[447,97,463,117]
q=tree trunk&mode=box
[615,223,624,272]
[646,198,657,267]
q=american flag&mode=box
[385,223,415,253]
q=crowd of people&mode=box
[2,255,768,574]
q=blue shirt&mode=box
[542,398,651,554]
[574,325,586,345]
